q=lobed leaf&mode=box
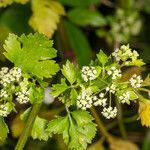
[51,78,69,97]
[46,110,97,150]
[31,116,49,141]
[29,0,65,38]
[4,33,60,79]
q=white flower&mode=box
[93,92,107,107]
[0,89,8,98]
[77,89,93,110]
[0,67,22,87]
[15,78,30,104]
[106,83,116,94]
[129,74,143,88]
[118,92,130,104]
[101,106,117,119]
[81,66,97,82]
[0,104,9,117]
[107,66,122,80]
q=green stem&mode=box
[115,100,127,139]
[15,104,41,150]
[139,88,150,93]
[90,107,111,139]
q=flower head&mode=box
[118,92,130,104]
[106,83,116,94]
[112,45,140,63]
[107,66,122,80]
[129,74,143,88]
[93,93,107,107]
[81,66,97,82]
[77,89,93,110]
[101,106,117,119]
[0,104,10,117]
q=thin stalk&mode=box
[15,103,41,150]
[115,100,127,139]
[90,107,111,139]
[139,88,150,93]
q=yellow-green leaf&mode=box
[29,0,65,38]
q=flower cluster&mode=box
[107,66,122,80]
[118,92,130,104]
[111,9,141,43]
[106,83,116,94]
[0,89,8,98]
[93,93,107,107]
[77,89,93,110]
[0,67,21,87]
[112,45,139,63]
[77,89,108,110]
[0,67,32,117]
[129,74,143,88]
[0,104,9,117]
[15,78,30,104]
[81,66,97,82]
[101,106,117,119]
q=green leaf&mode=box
[62,60,77,85]
[0,117,9,143]
[20,107,31,122]
[71,110,95,126]
[128,91,138,100]
[29,87,44,104]
[4,33,60,79]
[64,21,92,66]
[29,0,65,38]
[51,78,69,97]
[58,0,100,7]
[70,88,78,105]
[97,50,108,66]
[47,116,69,143]
[47,110,96,150]
[68,8,106,27]
[69,110,97,150]
[129,59,145,67]
[31,116,49,141]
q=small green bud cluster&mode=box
[112,45,140,65]
[111,9,141,43]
